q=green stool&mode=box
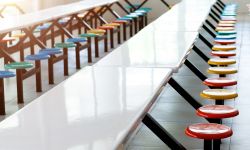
[5,62,33,104]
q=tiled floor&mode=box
[0,7,249,150]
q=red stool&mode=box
[211,51,236,57]
[203,78,237,87]
[185,123,232,150]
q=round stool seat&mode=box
[222,14,236,17]
[219,20,236,24]
[0,70,15,78]
[217,23,234,27]
[185,123,233,140]
[200,89,238,100]
[203,78,237,87]
[79,33,100,38]
[215,27,235,32]
[87,29,106,35]
[216,34,236,40]
[207,67,237,74]
[99,26,115,30]
[11,33,25,38]
[39,48,62,55]
[66,37,87,43]
[130,12,144,16]
[5,62,33,70]
[0,37,16,43]
[221,18,237,21]
[125,14,139,18]
[138,7,152,12]
[135,10,147,14]
[211,51,236,57]
[113,20,128,24]
[212,44,236,51]
[217,30,237,35]
[117,17,133,21]
[208,58,236,65]
[105,23,121,27]
[214,39,236,45]
[55,42,76,48]
[25,53,50,61]
[197,105,239,119]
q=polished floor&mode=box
[0,12,249,150]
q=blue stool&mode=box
[40,48,62,85]
[66,37,87,69]
[0,70,15,115]
[25,53,50,92]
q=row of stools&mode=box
[185,2,239,150]
[0,5,152,115]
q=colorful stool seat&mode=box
[215,27,235,32]
[138,7,152,12]
[135,10,147,14]
[55,42,76,48]
[25,54,50,61]
[208,58,236,65]
[125,14,139,18]
[212,45,236,51]
[200,89,238,100]
[113,20,128,24]
[117,17,133,21]
[39,48,62,55]
[79,33,100,38]
[217,23,234,27]
[5,62,33,70]
[87,29,106,35]
[207,67,237,74]
[185,123,233,140]
[203,78,237,87]
[104,23,121,27]
[217,30,237,35]
[130,12,144,16]
[216,34,236,40]
[66,37,87,43]
[214,39,236,45]
[219,20,236,24]
[99,26,115,30]
[0,70,15,78]
[211,51,236,57]
[197,105,239,119]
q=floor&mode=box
[0,9,249,150]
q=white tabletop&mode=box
[0,66,172,150]
[0,0,118,34]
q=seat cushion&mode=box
[66,37,87,43]
[55,42,76,48]
[25,54,50,61]
[211,51,236,57]
[39,48,62,55]
[200,89,238,100]
[208,58,236,65]
[207,67,237,74]
[212,45,236,51]
[0,70,15,78]
[203,78,237,87]
[5,62,33,70]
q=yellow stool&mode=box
[212,45,236,51]
[87,29,106,35]
[215,27,235,32]
[103,23,121,27]
[200,89,238,100]
[219,20,236,24]
[207,67,237,75]
[208,58,236,66]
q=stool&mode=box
[211,51,236,57]
[66,37,87,68]
[203,78,237,87]
[216,34,236,40]
[125,14,140,34]
[214,39,236,45]
[5,62,33,103]
[215,27,235,32]
[217,30,237,35]
[185,123,232,150]
[197,105,239,120]
[25,53,50,92]
[207,67,237,75]
[113,20,128,41]
[55,42,76,76]
[212,44,236,51]
[0,70,15,115]
[87,29,108,52]
[208,58,236,66]
[219,20,236,24]
[104,23,123,44]
[200,89,238,105]
[98,25,116,49]
[39,48,62,84]
[117,17,134,38]
[80,33,102,59]
[217,23,234,27]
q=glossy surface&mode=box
[0,67,172,150]
[208,58,236,65]
[207,67,237,74]
[5,62,33,69]
[0,71,15,78]
[203,78,237,87]
[197,105,239,119]
[211,51,236,57]
[25,54,50,61]
[212,44,236,51]
[185,123,233,140]
[214,39,236,45]
[55,42,76,48]
[200,89,238,100]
